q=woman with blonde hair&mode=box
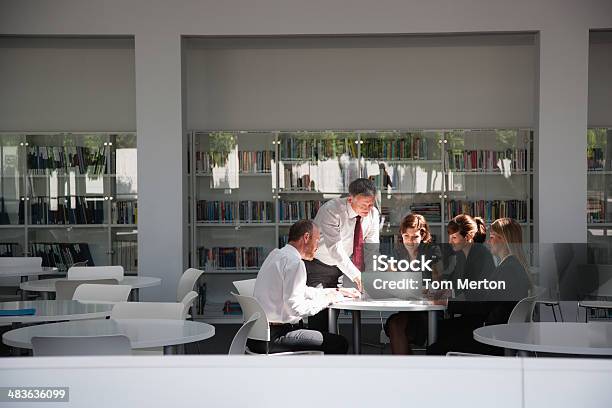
[486,217,533,314]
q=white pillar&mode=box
[536,27,589,244]
[135,32,184,301]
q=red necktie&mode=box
[352,215,364,271]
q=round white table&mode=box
[329,298,446,354]
[473,322,612,356]
[20,276,162,301]
[0,267,59,300]
[3,318,216,355]
[0,300,114,325]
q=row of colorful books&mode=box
[195,150,274,173]
[112,200,137,225]
[587,191,605,223]
[361,136,431,160]
[446,199,529,222]
[27,145,106,175]
[197,246,266,270]
[279,137,356,160]
[409,203,442,222]
[196,201,275,223]
[446,149,529,172]
[30,196,105,225]
[279,200,325,221]
[29,242,94,270]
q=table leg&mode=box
[163,345,174,355]
[131,288,139,302]
[427,310,438,345]
[41,291,49,300]
[328,308,337,334]
[20,276,27,301]
[517,350,530,357]
[352,310,361,355]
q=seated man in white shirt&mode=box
[249,219,356,354]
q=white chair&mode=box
[181,291,198,319]
[111,302,186,355]
[177,268,204,302]
[507,296,537,323]
[0,256,42,270]
[231,292,323,356]
[0,257,43,299]
[233,279,256,296]
[32,335,132,356]
[229,313,260,355]
[111,302,185,320]
[72,284,132,303]
[55,279,118,300]
[445,296,537,357]
[67,265,124,281]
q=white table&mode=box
[329,298,446,354]
[3,318,216,355]
[578,300,612,322]
[0,267,59,300]
[20,276,162,301]
[473,322,612,356]
[0,300,114,325]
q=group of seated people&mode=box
[248,178,532,355]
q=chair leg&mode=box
[557,303,564,322]
[551,305,557,322]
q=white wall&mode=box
[3,356,612,408]
[186,35,536,130]
[1,0,611,300]
[0,37,135,131]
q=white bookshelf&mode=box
[0,132,138,274]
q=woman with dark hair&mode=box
[384,213,443,354]
[426,214,496,355]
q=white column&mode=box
[135,32,184,301]
[536,27,589,244]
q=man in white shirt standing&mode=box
[251,219,354,354]
[306,178,380,332]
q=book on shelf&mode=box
[195,150,275,174]
[280,137,353,161]
[30,196,105,225]
[410,203,442,223]
[112,200,138,224]
[587,191,605,223]
[29,242,94,270]
[279,200,325,222]
[446,149,528,172]
[198,246,266,271]
[446,199,529,223]
[361,135,430,160]
[238,151,274,173]
[113,240,138,272]
[587,147,605,171]
[223,301,242,315]
[0,243,20,257]
[196,200,274,223]
[27,145,106,175]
